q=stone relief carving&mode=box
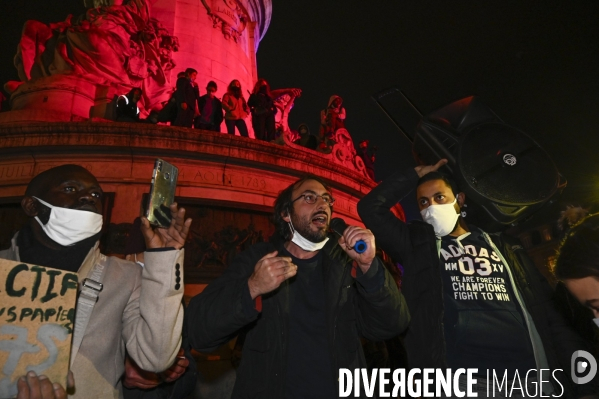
[201,0,248,42]
[7,0,179,115]
[330,128,369,178]
[283,126,371,180]
[266,88,370,180]
[271,88,302,135]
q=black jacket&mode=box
[248,92,275,117]
[357,168,598,398]
[197,94,223,125]
[175,77,198,108]
[187,237,409,398]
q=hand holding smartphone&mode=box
[146,159,179,228]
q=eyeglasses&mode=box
[292,193,335,206]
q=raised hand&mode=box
[248,251,297,299]
[338,225,376,274]
[414,158,448,178]
[141,202,192,250]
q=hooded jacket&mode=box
[320,95,346,126]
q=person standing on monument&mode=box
[173,68,199,128]
[194,81,223,132]
[319,95,346,144]
[222,80,249,137]
[248,79,276,142]
[293,123,318,150]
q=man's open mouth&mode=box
[311,213,328,227]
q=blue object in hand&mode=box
[330,218,367,254]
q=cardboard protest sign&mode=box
[0,259,77,398]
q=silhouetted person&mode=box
[222,79,249,137]
[293,123,318,150]
[358,139,376,180]
[150,71,185,124]
[173,68,199,128]
[319,95,346,143]
[116,88,143,122]
[248,78,276,141]
[195,81,223,132]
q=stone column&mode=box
[152,0,272,137]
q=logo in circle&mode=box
[571,350,598,384]
[503,154,517,166]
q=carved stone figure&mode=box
[201,0,248,42]
[9,0,178,115]
[272,88,301,133]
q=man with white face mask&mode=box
[0,164,191,399]
[187,175,409,398]
[358,160,599,398]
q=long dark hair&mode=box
[554,214,599,280]
[252,78,271,97]
[228,79,242,99]
[272,175,333,241]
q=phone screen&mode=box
[146,159,179,227]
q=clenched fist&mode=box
[338,225,376,274]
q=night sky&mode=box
[1,1,599,220]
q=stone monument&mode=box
[2,0,271,125]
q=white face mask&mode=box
[33,196,103,247]
[288,218,329,252]
[420,198,460,238]
[593,318,599,328]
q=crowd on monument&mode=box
[112,69,378,179]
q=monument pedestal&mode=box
[1,75,120,123]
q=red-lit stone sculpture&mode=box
[6,0,178,120]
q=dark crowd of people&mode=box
[120,69,279,143]
[113,72,379,178]
[7,159,599,399]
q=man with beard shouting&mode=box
[187,175,409,398]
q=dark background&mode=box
[1,0,598,220]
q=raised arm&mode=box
[336,225,409,340]
[357,160,446,264]
[122,203,191,372]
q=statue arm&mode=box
[271,88,302,100]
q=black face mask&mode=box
[17,224,101,273]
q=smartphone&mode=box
[146,159,179,227]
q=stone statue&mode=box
[271,88,301,133]
[10,0,178,115]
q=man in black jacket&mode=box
[173,68,198,128]
[187,175,409,398]
[358,159,599,398]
